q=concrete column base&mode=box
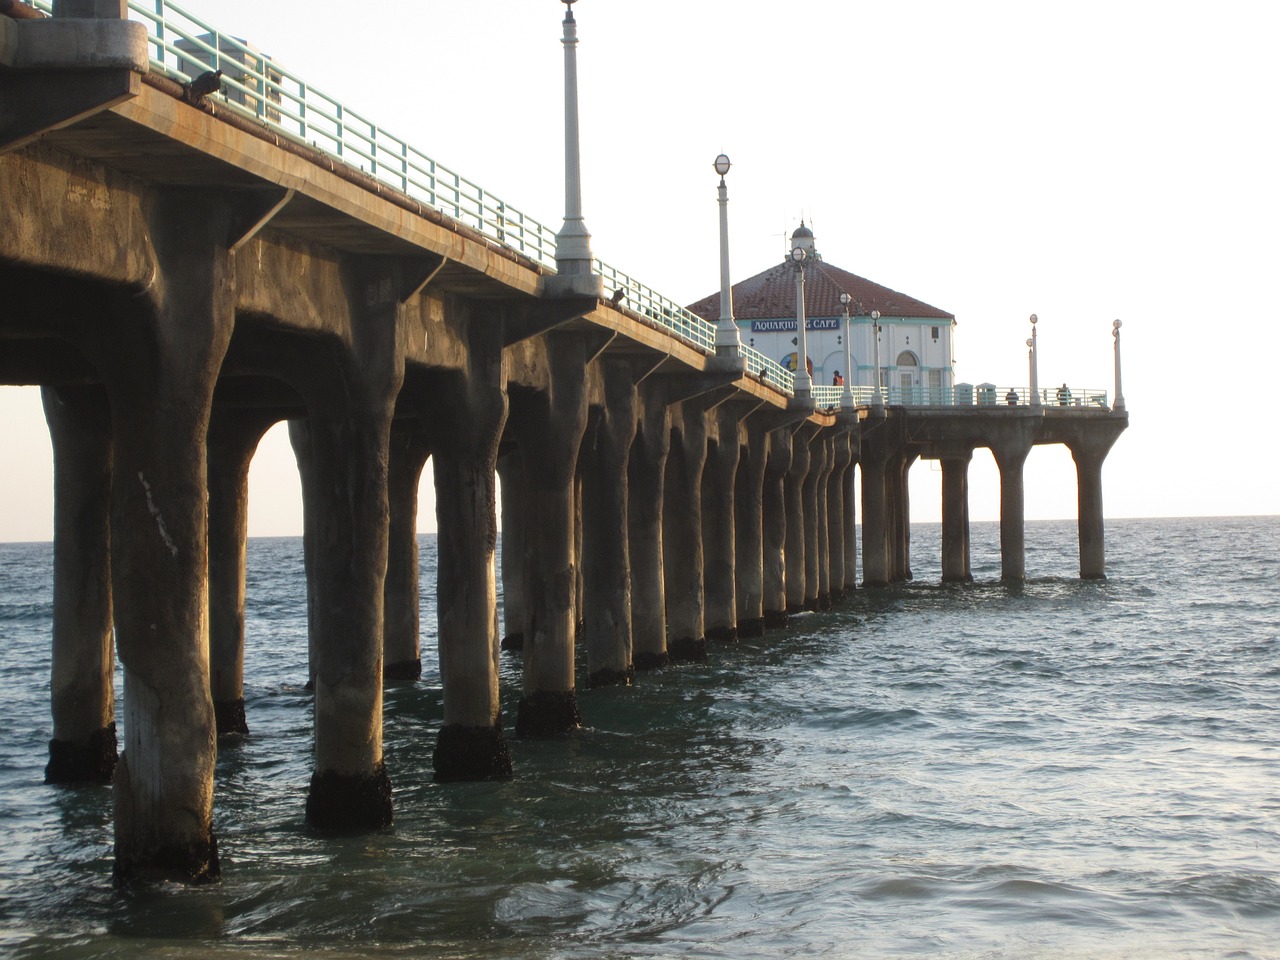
[634,651,670,672]
[112,832,219,887]
[305,762,393,833]
[669,636,708,663]
[212,698,247,737]
[706,625,738,643]
[764,609,789,629]
[383,658,423,684]
[515,690,582,738]
[45,723,117,784]
[588,666,634,689]
[737,617,765,638]
[433,723,513,782]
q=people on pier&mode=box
[832,371,843,386]
[1006,388,1018,406]
[1058,383,1072,405]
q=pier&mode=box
[1,0,1126,883]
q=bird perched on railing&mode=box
[610,288,626,307]
[183,70,223,105]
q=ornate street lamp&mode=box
[1112,319,1125,413]
[871,309,883,408]
[791,245,811,395]
[713,153,741,355]
[839,292,855,410]
[1029,313,1040,406]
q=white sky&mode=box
[2,0,1278,542]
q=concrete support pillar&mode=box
[842,433,860,593]
[106,191,234,883]
[806,432,832,609]
[41,383,116,784]
[206,407,275,737]
[940,452,973,583]
[826,430,852,603]
[384,424,431,683]
[497,449,526,651]
[629,390,671,670]
[734,426,768,637]
[761,427,791,626]
[888,451,916,582]
[289,418,320,688]
[1072,444,1111,579]
[296,259,406,832]
[993,438,1033,582]
[664,402,710,662]
[513,334,588,737]
[784,426,811,613]
[581,358,637,687]
[860,450,890,588]
[703,407,743,643]
[430,305,511,780]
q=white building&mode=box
[687,224,957,403]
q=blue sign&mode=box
[750,317,840,333]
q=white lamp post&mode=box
[549,0,601,296]
[1029,313,1040,406]
[713,153,741,355]
[871,309,883,408]
[1112,319,1125,413]
[791,246,811,395]
[839,292,855,410]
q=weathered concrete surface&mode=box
[206,406,277,736]
[703,404,748,642]
[384,424,431,683]
[581,357,638,687]
[784,425,812,613]
[509,332,589,737]
[629,384,671,671]
[665,401,710,662]
[940,450,974,582]
[428,300,512,780]
[762,426,792,626]
[734,425,769,636]
[42,383,116,783]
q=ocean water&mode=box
[0,516,1277,959]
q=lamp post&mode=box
[791,246,811,395]
[839,292,855,410]
[1112,319,1125,413]
[713,154,741,356]
[1029,313,1040,406]
[549,0,601,296]
[871,309,883,408]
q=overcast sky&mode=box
[2,0,1277,541]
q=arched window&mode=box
[897,351,918,366]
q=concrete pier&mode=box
[384,424,431,684]
[429,304,512,780]
[510,333,589,737]
[581,357,637,687]
[762,427,792,626]
[784,426,812,613]
[0,27,1129,886]
[42,384,116,784]
[940,449,974,583]
[206,407,276,736]
[665,401,710,662]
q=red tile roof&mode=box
[686,259,954,322]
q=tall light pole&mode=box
[791,246,811,395]
[1029,313,1040,406]
[1112,319,1125,413]
[839,292,855,410]
[713,154,741,356]
[549,0,601,297]
[871,309,883,408]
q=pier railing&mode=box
[26,1,1109,412]
[806,384,1110,410]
